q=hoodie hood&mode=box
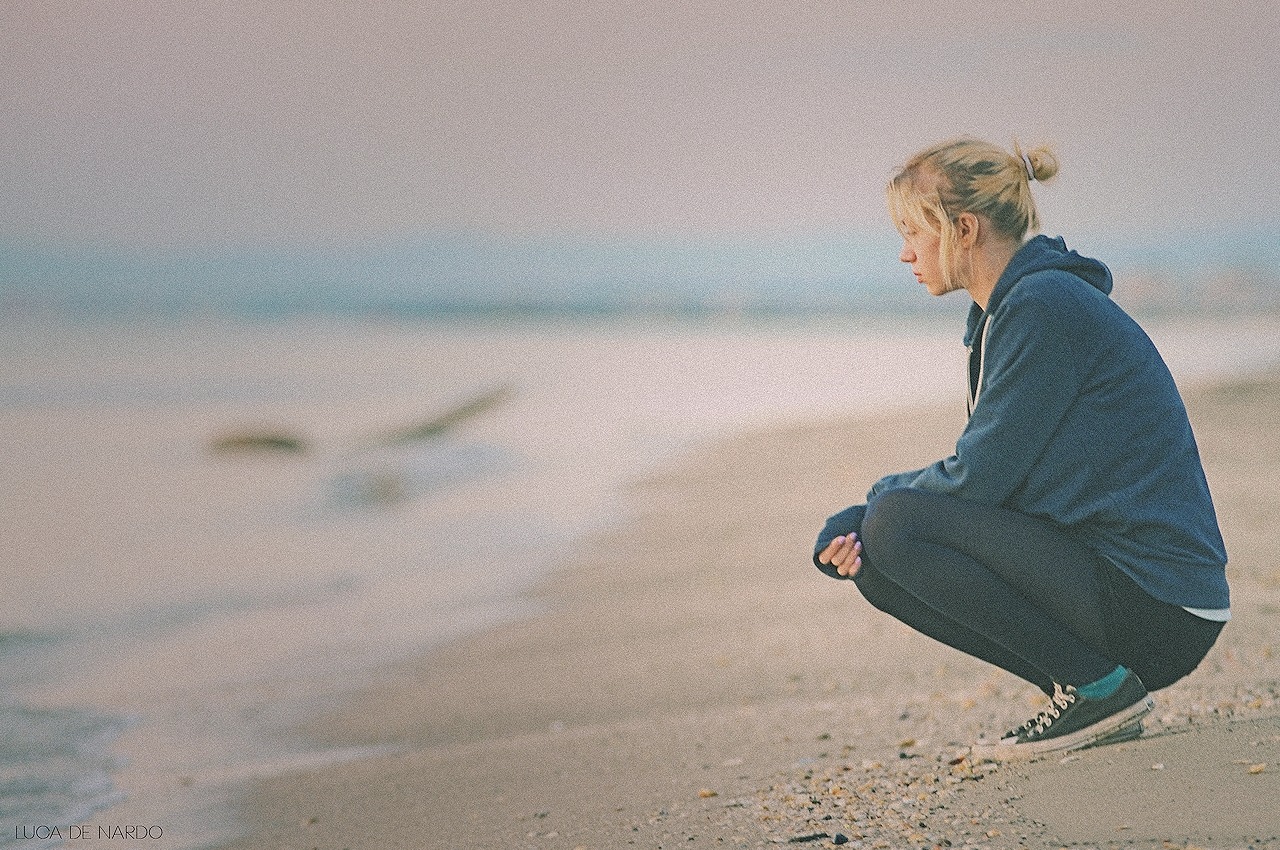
[964,235,1113,346]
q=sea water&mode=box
[1,310,1278,847]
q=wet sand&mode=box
[217,370,1280,850]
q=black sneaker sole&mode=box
[969,694,1154,763]
[1089,718,1146,748]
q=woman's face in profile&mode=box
[898,226,948,297]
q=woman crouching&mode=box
[814,137,1229,760]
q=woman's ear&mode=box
[955,212,980,248]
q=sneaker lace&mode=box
[1022,684,1078,737]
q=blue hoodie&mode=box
[866,235,1229,609]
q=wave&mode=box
[6,228,1274,320]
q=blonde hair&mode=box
[887,137,1058,291]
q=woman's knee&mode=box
[849,563,899,615]
[861,488,930,565]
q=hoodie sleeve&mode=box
[867,280,1082,505]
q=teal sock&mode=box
[1077,665,1128,699]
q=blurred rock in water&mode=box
[208,430,309,455]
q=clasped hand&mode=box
[817,532,862,578]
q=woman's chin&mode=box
[925,280,966,298]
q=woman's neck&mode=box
[964,237,1022,310]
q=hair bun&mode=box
[1019,145,1060,183]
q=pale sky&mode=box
[3,0,1278,252]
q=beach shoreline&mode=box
[210,368,1280,850]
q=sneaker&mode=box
[970,670,1153,763]
[996,708,1145,751]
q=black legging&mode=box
[814,488,1223,695]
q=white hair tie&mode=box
[1021,152,1036,182]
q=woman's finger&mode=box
[817,536,845,565]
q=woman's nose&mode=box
[899,243,915,263]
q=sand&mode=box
[216,370,1280,850]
